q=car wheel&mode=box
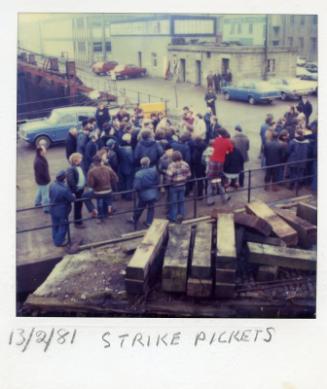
[35,135,51,149]
[224,92,230,101]
[140,72,146,77]
[248,96,256,105]
[123,75,129,80]
[280,92,287,101]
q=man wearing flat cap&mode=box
[49,170,75,246]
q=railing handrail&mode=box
[16,157,317,213]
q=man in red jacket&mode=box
[206,129,233,205]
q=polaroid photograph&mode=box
[1,1,326,388]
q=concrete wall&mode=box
[111,36,172,77]
[168,47,297,85]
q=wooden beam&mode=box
[296,202,317,226]
[243,230,286,247]
[215,268,236,283]
[190,222,213,279]
[245,201,298,246]
[214,282,235,299]
[187,278,212,298]
[216,213,237,267]
[274,208,317,248]
[125,219,169,281]
[247,242,317,271]
[256,266,279,282]
[234,212,272,237]
[162,224,193,293]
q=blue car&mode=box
[222,80,281,105]
[19,106,97,148]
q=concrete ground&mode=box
[16,74,317,264]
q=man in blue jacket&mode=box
[127,157,159,228]
[49,170,75,247]
[117,133,134,200]
[134,130,163,168]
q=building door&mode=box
[180,58,186,82]
[138,51,142,67]
[195,60,202,86]
[221,58,230,75]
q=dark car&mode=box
[111,64,147,80]
[91,61,118,75]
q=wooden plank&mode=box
[274,208,317,248]
[296,202,317,226]
[235,227,245,257]
[256,266,279,282]
[125,219,169,281]
[216,213,237,265]
[245,201,298,246]
[215,268,236,283]
[187,278,212,298]
[243,231,286,247]
[162,224,193,293]
[190,222,213,279]
[234,212,272,237]
[125,278,147,295]
[247,242,317,271]
[214,282,235,299]
[121,238,144,255]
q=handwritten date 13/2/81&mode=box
[8,328,77,352]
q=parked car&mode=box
[296,66,318,81]
[296,57,306,67]
[19,106,97,148]
[222,80,281,105]
[268,78,317,100]
[111,64,147,80]
[91,61,118,75]
[304,62,318,73]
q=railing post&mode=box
[193,179,198,218]
[247,170,252,203]
[132,190,137,231]
[148,94,151,103]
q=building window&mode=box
[76,18,84,29]
[151,53,158,67]
[272,40,279,46]
[290,15,295,24]
[267,59,276,73]
[230,24,235,34]
[300,16,305,25]
[273,26,280,35]
[298,37,304,49]
[312,15,318,25]
[248,23,253,34]
[206,52,211,58]
[105,42,112,52]
[237,23,242,34]
[288,37,293,47]
[78,41,86,52]
[93,42,103,52]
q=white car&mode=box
[268,77,317,100]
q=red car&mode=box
[112,64,147,80]
[91,61,118,75]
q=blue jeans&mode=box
[168,185,185,222]
[95,193,112,219]
[35,184,49,212]
[50,214,69,246]
[133,198,156,225]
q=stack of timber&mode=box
[215,213,237,298]
[125,219,169,294]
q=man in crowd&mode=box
[49,170,75,247]
[34,145,51,213]
[134,130,164,168]
[95,101,111,131]
[66,152,97,228]
[232,125,250,187]
[166,151,191,223]
[65,127,78,160]
[117,133,135,200]
[84,132,99,173]
[204,87,217,116]
[128,156,159,228]
[87,154,119,222]
[263,132,283,191]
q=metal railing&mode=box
[16,158,317,245]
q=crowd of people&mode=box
[32,97,317,247]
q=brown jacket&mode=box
[87,164,118,193]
